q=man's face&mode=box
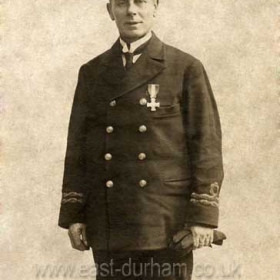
[107,0,158,42]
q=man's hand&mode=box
[190,225,213,249]
[68,223,89,251]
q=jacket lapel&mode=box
[98,40,126,87]
[98,33,166,101]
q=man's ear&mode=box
[153,1,158,17]
[153,9,157,18]
[107,3,115,21]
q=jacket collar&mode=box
[120,31,152,53]
[102,31,165,65]
[98,32,166,100]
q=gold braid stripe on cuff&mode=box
[191,193,219,202]
[190,182,220,208]
[61,192,85,204]
[61,198,84,204]
[190,198,219,208]
[62,192,84,198]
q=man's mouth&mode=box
[126,21,142,25]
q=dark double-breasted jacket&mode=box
[58,33,224,251]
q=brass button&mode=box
[139,98,147,106]
[139,180,147,187]
[106,126,114,133]
[139,125,147,133]
[138,153,147,160]
[104,153,112,161]
[110,100,117,107]
[106,181,114,188]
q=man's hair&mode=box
[109,0,159,3]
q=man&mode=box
[58,0,224,279]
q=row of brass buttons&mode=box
[106,125,147,134]
[106,98,149,189]
[109,98,148,107]
[104,153,147,161]
[106,180,147,188]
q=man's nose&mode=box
[127,1,137,16]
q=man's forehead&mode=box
[109,0,159,3]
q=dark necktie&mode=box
[123,52,134,70]
[122,40,150,70]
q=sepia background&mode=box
[1,0,279,279]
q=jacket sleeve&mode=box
[183,59,224,228]
[58,64,89,229]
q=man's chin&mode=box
[120,31,147,42]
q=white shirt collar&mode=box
[120,31,152,53]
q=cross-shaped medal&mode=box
[147,98,160,111]
[147,84,160,112]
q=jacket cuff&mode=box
[58,203,86,229]
[186,204,219,228]
[58,192,86,229]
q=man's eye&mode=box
[116,0,126,5]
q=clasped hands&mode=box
[171,225,214,251]
[68,223,213,251]
[190,226,214,248]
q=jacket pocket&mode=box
[150,103,181,118]
[164,177,191,183]
[160,160,192,182]
[161,172,192,196]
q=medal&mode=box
[147,84,160,112]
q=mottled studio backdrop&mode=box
[1,0,279,279]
